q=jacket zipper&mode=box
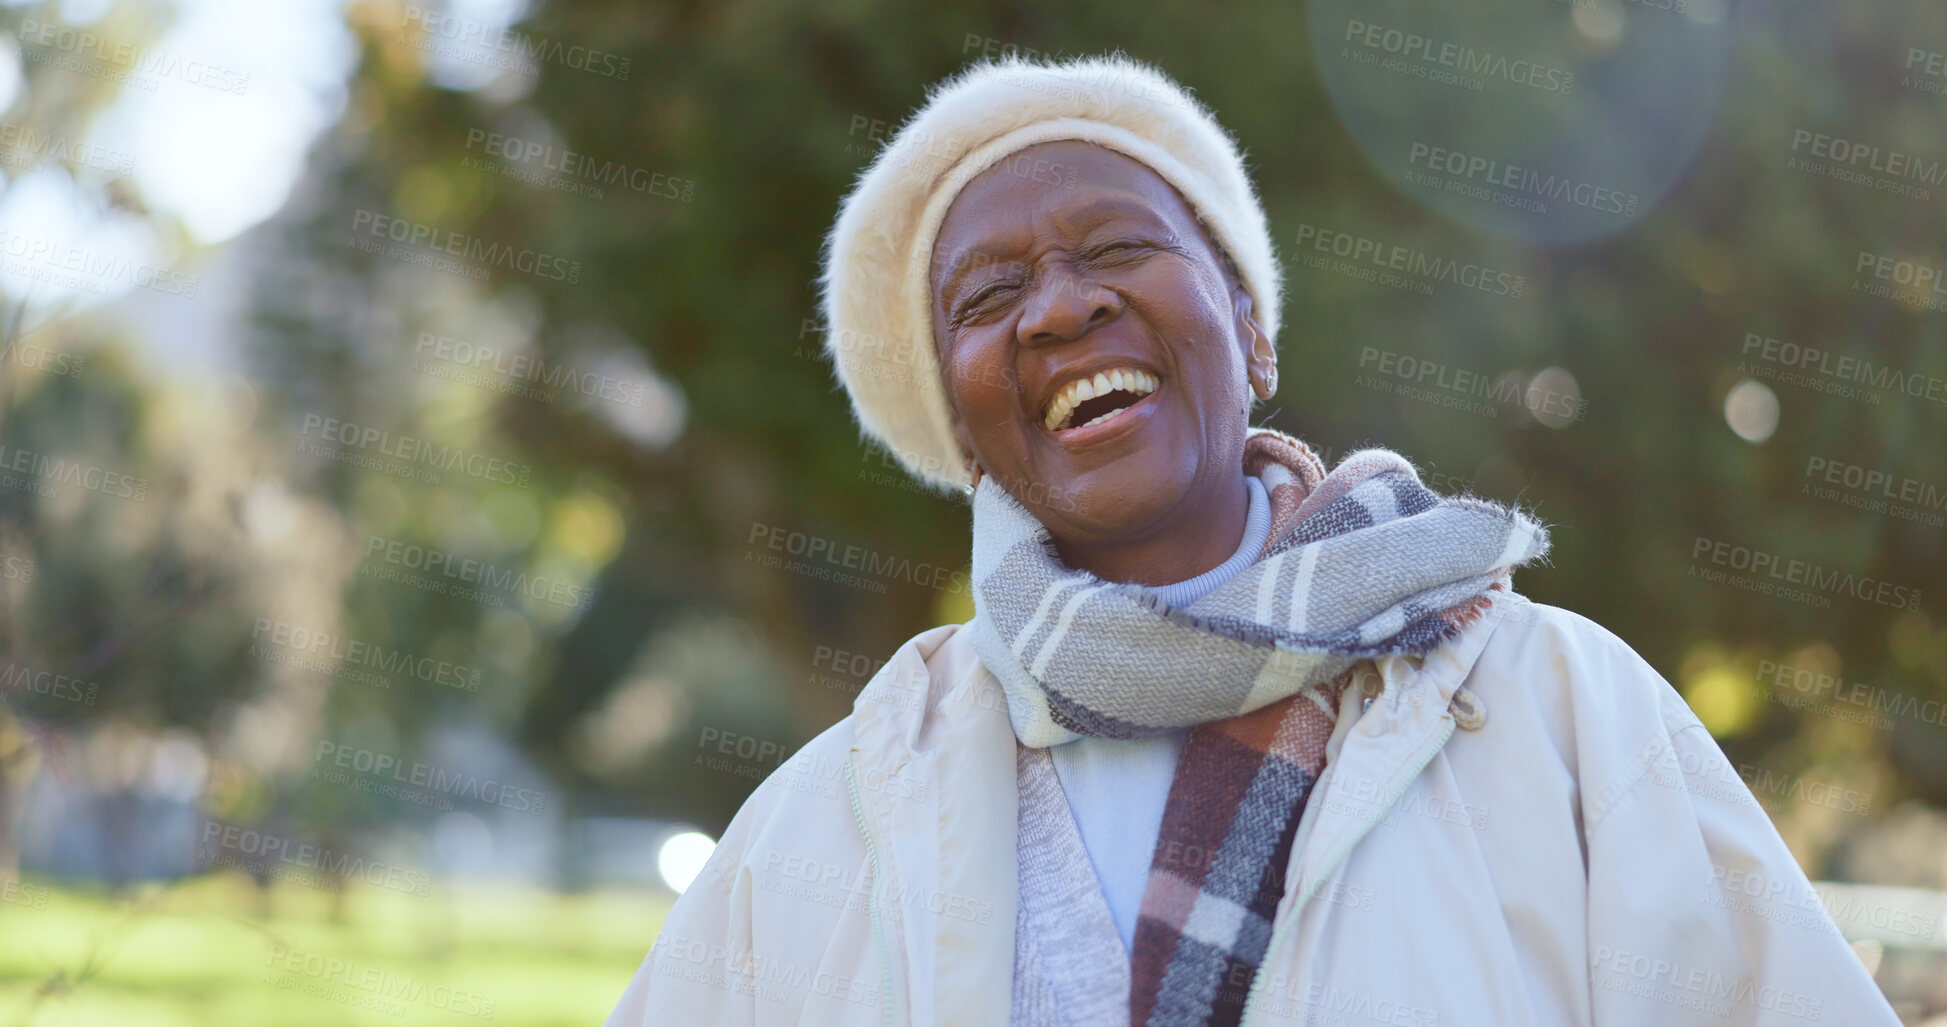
[845,747,897,1027]
[1238,716,1458,1026]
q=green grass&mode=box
[0,872,669,1027]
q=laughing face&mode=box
[930,140,1278,585]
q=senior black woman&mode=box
[605,53,1901,1027]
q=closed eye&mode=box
[968,282,1014,306]
[953,280,1019,325]
[1084,240,1153,264]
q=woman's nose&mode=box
[1016,263,1122,346]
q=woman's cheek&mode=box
[977,361,1018,396]
[950,339,1018,416]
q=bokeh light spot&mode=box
[1723,379,1779,443]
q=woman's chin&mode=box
[1017,469,1196,541]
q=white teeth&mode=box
[1042,365,1162,432]
[1079,408,1124,428]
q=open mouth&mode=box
[1041,366,1160,433]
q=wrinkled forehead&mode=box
[928,140,1211,288]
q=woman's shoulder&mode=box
[1464,594,1706,772]
[852,619,1013,730]
[717,619,1000,849]
[1474,595,1678,695]
[1498,594,1689,684]
[698,717,866,876]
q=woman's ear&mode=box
[1234,289,1277,399]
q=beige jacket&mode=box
[604,590,1899,1025]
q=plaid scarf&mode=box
[967,427,1549,1026]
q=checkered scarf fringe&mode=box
[967,428,1549,1026]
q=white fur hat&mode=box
[818,52,1283,494]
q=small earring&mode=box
[1263,367,1278,397]
[964,460,983,495]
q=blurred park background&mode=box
[0,0,1944,1022]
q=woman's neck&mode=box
[1048,470,1254,587]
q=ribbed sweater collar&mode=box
[1141,474,1270,608]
